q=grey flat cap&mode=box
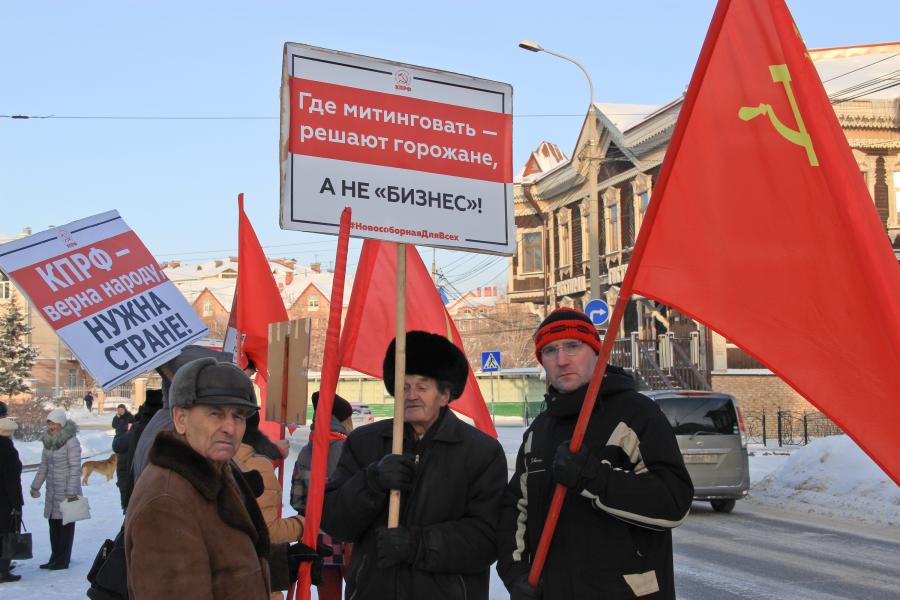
[169,357,258,411]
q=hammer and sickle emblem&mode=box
[738,64,819,167]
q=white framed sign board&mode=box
[0,212,208,390]
[280,43,515,255]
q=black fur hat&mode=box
[382,331,469,400]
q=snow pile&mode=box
[750,435,900,525]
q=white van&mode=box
[644,390,750,513]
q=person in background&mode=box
[115,389,163,510]
[291,391,355,600]
[83,392,94,415]
[234,412,304,600]
[30,408,82,571]
[0,417,24,583]
[110,404,134,512]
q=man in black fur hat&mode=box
[322,331,507,600]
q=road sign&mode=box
[481,351,501,372]
[279,43,515,255]
[585,298,610,326]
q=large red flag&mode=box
[339,240,497,437]
[627,0,900,483]
[235,194,289,432]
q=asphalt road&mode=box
[673,501,900,600]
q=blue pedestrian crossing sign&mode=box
[584,298,610,326]
[481,351,502,372]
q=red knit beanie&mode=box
[533,307,601,364]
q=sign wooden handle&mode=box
[388,243,407,528]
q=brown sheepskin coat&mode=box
[125,431,288,600]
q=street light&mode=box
[518,40,594,106]
[519,40,601,309]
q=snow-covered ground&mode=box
[2,425,897,598]
[747,436,900,526]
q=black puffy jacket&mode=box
[322,409,507,600]
[497,366,693,599]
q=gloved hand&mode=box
[367,453,416,493]
[288,541,332,586]
[376,526,420,568]
[508,573,542,600]
[552,440,601,490]
[30,489,40,499]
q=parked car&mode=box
[643,390,750,513]
[350,402,375,428]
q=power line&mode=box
[0,112,653,121]
[821,53,899,83]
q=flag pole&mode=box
[295,207,352,600]
[527,0,734,586]
[388,242,407,527]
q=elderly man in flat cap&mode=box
[125,358,320,600]
[322,331,507,600]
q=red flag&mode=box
[339,241,497,437]
[627,0,900,483]
[235,194,289,433]
[529,0,900,584]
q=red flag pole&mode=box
[295,208,352,600]
[527,0,733,587]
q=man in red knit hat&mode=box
[497,308,693,600]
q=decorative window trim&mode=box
[631,174,653,234]
[558,208,572,267]
[603,188,621,256]
[518,228,544,276]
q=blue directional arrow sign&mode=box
[481,351,502,372]
[584,299,610,326]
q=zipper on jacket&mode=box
[457,574,468,600]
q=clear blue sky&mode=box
[2,0,897,294]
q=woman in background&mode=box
[30,408,81,571]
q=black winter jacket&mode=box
[322,409,507,600]
[0,436,24,535]
[497,366,693,599]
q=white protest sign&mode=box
[0,211,208,390]
[280,43,515,255]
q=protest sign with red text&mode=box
[280,43,514,255]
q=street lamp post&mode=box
[519,40,602,306]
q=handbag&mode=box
[60,495,92,525]
[86,525,128,600]
[0,511,33,561]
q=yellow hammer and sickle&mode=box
[738,64,819,167]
